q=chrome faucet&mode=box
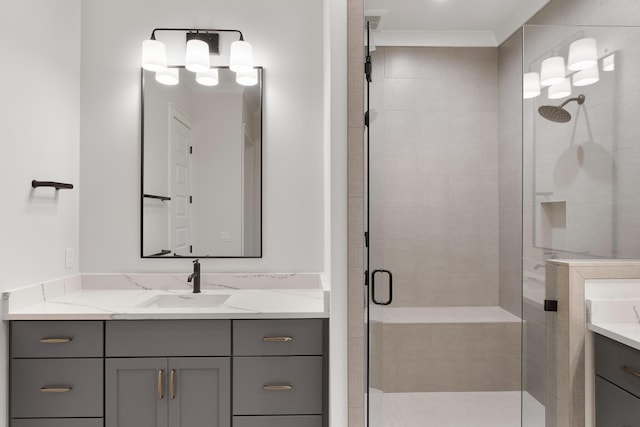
[187,259,201,293]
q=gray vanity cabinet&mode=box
[105,357,230,427]
[232,319,327,427]
[10,321,104,426]
[105,320,231,427]
[594,333,640,426]
[11,318,326,427]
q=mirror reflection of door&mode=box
[169,104,193,256]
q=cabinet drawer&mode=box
[11,358,103,418]
[596,376,640,425]
[594,333,640,398]
[233,415,322,427]
[233,356,323,415]
[12,419,103,427]
[11,321,103,358]
[233,319,324,356]
[106,320,230,357]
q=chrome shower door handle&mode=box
[371,269,393,305]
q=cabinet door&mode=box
[105,358,168,427]
[167,358,230,427]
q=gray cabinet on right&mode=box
[232,319,328,427]
[594,333,640,426]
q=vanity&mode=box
[587,297,640,426]
[593,333,640,425]
[3,274,329,427]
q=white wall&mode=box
[80,0,326,273]
[0,0,81,423]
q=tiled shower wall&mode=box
[369,46,500,307]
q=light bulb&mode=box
[185,39,210,73]
[196,68,219,86]
[230,40,254,73]
[142,39,167,72]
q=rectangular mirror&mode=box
[141,66,262,258]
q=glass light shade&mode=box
[603,53,615,71]
[568,38,598,71]
[185,39,210,73]
[548,78,571,100]
[236,68,258,86]
[540,56,566,86]
[523,72,541,99]
[142,39,167,72]
[573,65,599,87]
[196,68,219,86]
[230,40,254,73]
[155,68,179,85]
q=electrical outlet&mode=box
[65,248,74,269]
[220,232,231,242]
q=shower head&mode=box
[538,94,585,123]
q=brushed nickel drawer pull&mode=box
[170,369,176,400]
[157,370,164,400]
[263,384,293,391]
[40,387,72,393]
[39,338,72,344]
[622,366,640,379]
[263,336,294,342]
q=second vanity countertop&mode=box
[2,273,329,320]
[587,299,640,351]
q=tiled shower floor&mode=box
[379,391,545,427]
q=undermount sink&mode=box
[138,294,230,308]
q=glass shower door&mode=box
[365,21,392,427]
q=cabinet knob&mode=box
[263,336,294,342]
[263,384,293,391]
[39,337,73,344]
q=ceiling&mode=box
[365,0,551,47]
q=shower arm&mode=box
[558,94,585,108]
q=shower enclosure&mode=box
[365,22,640,427]
[522,24,640,427]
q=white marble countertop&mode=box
[587,299,640,351]
[2,273,329,320]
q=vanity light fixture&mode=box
[603,53,615,71]
[573,65,599,87]
[540,56,566,86]
[523,72,541,99]
[548,77,572,100]
[568,37,598,71]
[236,68,258,86]
[141,39,167,72]
[185,39,210,72]
[142,28,256,86]
[155,68,179,85]
[196,68,219,86]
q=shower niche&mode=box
[536,201,566,250]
